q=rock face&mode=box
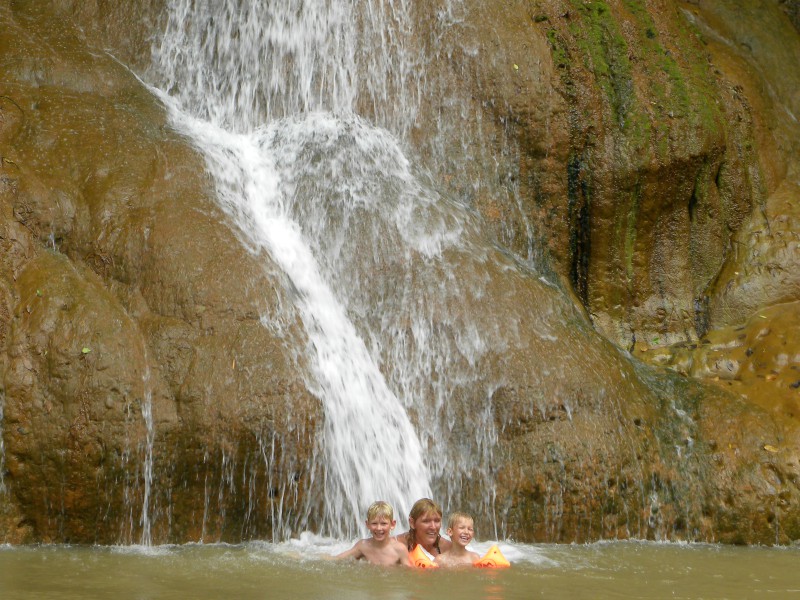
[442,1,797,348]
[413,0,800,542]
[1,0,799,545]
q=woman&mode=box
[396,498,452,556]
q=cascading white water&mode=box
[150,0,442,536]
[0,396,5,493]
[149,0,509,536]
[140,368,155,546]
[156,104,433,535]
[155,0,422,135]
[258,112,506,522]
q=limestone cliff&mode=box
[1,0,798,544]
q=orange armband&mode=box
[473,544,511,568]
[409,545,439,568]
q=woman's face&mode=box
[410,511,442,548]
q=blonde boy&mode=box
[434,512,481,567]
[334,501,412,566]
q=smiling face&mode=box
[409,510,442,549]
[366,515,396,541]
[447,516,475,548]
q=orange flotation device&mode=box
[409,544,439,568]
[473,544,511,568]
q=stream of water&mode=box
[154,103,434,536]
[148,0,507,536]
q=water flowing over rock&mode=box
[1,0,799,545]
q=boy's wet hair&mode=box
[447,511,473,530]
[366,500,394,522]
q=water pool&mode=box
[2,538,798,599]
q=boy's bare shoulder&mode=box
[352,538,371,556]
[391,538,409,555]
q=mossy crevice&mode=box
[567,152,591,305]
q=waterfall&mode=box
[149,0,507,536]
[0,392,5,494]
[151,0,439,536]
[140,368,155,546]
[154,0,423,134]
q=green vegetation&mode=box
[568,1,638,130]
[545,0,723,160]
[621,0,722,143]
[608,175,642,296]
[546,28,570,70]
[540,0,732,304]
[673,17,723,138]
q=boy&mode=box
[434,512,481,567]
[334,501,412,566]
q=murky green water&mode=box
[1,540,798,599]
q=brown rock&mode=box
[1,0,799,547]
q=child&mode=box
[334,501,412,566]
[434,512,481,567]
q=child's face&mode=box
[366,515,396,541]
[447,517,475,548]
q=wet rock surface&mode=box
[1,0,799,545]
[420,0,800,542]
